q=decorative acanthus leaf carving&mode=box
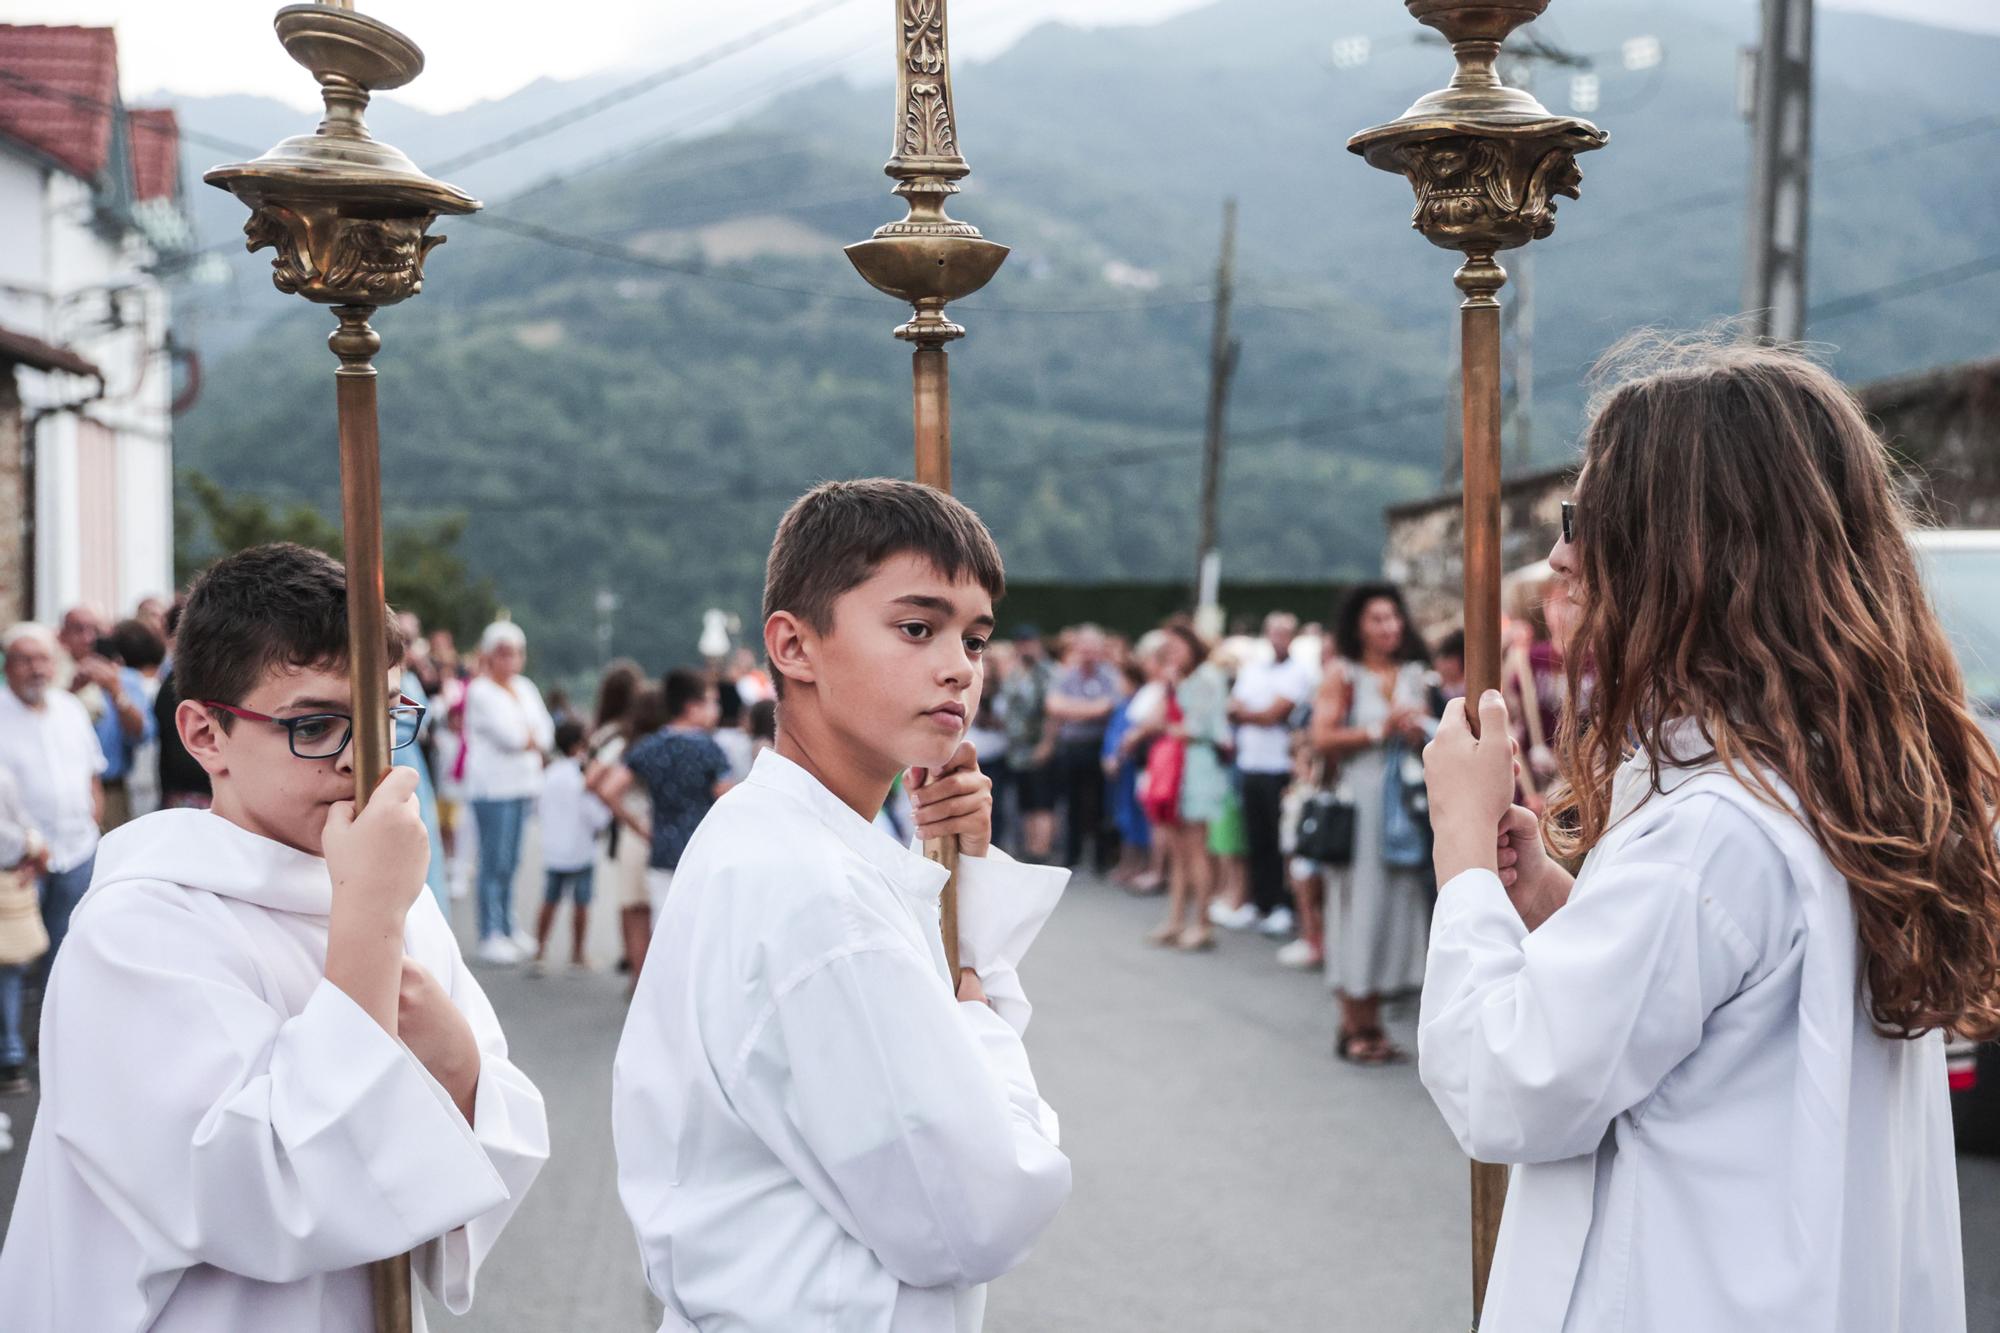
[1392,135,1585,252]
[241,205,442,305]
[902,82,957,159]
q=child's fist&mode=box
[909,742,994,858]
[323,766,430,923]
[398,958,480,1121]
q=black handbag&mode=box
[1295,783,1357,867]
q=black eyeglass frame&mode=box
[1561,500,1578,546]
[200,696,428,761]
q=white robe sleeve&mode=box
[409,900,551,1313]
[953,849,1068,1038]
[748,942,1072,1291]
[1418,799,1762,1165]
[46,900,513,1285]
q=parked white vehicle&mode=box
[1911,528,2000,1153]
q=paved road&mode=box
[421,860,2000,1333]
[0,855,1995,1330]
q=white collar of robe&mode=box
[743,749,951,904]
[85,808,336,916]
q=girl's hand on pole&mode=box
[1423,691,1515,883]
[909,741,993,857]
[1494,803,1575,931]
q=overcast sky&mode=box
[4,0,1994,114]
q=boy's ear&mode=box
[176,698,230,778]
[763,611,816,691]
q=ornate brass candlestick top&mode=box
[203,7,480,1332]
[846,0,1007,980]
[1348,2,1605,1327]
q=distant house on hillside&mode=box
[0,24,190,625]
[1381,353,2000,636]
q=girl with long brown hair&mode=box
[1421,336,1998,1333]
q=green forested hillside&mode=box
[174,0,2000,675]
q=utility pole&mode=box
[1743,0,1814,342]
[1194,197,1239,636]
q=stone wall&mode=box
[1381,355,2000,638]
[1864,356,2000,528]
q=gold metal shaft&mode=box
[331,304,405,1328]
[847,0,1008,983]
[202,8,479,1329]
[912,344,961,977]
[1347,3,1606,1324]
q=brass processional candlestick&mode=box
[1347,1,1605,1326]
[846,0,1009,981]
[203,4,479,1330]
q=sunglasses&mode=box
[202,695,428,761]
[1561,500,1578,546]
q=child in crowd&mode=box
[0,543,548,1331]
[534,718,611,975]
[613,479,1071,1331]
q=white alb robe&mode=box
[613,749,1072,1332]
[1420,743,1964,1332]
[0,808,550,1331]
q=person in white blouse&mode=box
[461,622,555,964]
[1418,337,1998,1333]
[614,480,1071,1332]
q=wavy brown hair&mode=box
[1545,333,2000,1039]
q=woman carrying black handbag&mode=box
[1307,584,1436,1065]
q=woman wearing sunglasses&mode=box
[1421,335,1997,1333]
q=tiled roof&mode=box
[126,107,179,201]
[0,25,119,182]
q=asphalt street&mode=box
[414,855,2000,1333]
[0,854,1995,1330]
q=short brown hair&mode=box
[176,543,407,716]
[763,480,1005,692]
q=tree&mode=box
[176,472,498,644]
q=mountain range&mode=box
[166,0,2000,678]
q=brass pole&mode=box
[205,8,479,1330]
[335,305,403,1325]
[848,0,1008,982]
[333,306,393,802]
[1348,2,1605,1325]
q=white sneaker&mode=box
[1209,901,1258,931]
[448,863,471,900]
[1258,907,1296,937]
[476,935,521,965]
[1276,937,1320,969]
[511,929,537,953]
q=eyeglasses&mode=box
[202,695,427,760]
[1561,500,1578,546]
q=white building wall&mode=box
[5,148,177,620]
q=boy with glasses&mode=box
[0,543,549,1331]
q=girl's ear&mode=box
[763,612,817,691]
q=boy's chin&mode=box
[898,730,966,774]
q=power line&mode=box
[428,0,865,174]
[1807,250,2000,322]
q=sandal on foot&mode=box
[1145,922,1183,947]
[1176,927,1217,952]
